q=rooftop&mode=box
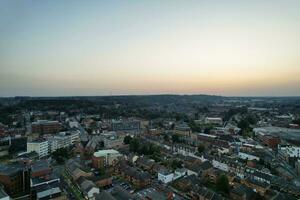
[0,187,9,198]
[93,149,120,157]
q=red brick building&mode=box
[31,120,62,135]
[0,164,30,196]
[262,135,280,149]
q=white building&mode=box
[158,170,174,184]
[279,145,300,158]
[205,117,223,125]
[69,121,80,129]
[47,131,80,152]
[173,168,187,180]
[238,152,260,161]
[27,140,49,158]
[212,159,229,172]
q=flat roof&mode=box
[198,133,217,138]
[93,149,120,157]
[36,187,61,199]
[0,188,9,198]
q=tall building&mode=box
[47,130,80,152]
[27,139,49,158]
[31,120,62,135]
[0,164,30,197]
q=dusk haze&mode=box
[1,0,300,97]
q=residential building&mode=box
[101,132,123,149]
[27,139,49,158]
[0,137,10,158]
[111,119,140,133]
[279,145,300,158]
[238,151,260,161]
[158,169,174,184]
[77,177,99,200]
[205,117,223,125]
[47,130,80,152]
[261,135,281,149]
[92,149,121,169]
[31,120,62,135]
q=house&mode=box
[135,157,155,171]
[245,168,272,184]
[91,175,112,188]
[118,163,151,188]
[65,159,92,181]
[77,177,99,200]
[158,169,174,184]
[187,161,213,178]
[95,186,134,200]
[172,174,201,193]
[95,191,115,200]
[189,185,225,200]
[230,184,257,200]
[242,178,270,196]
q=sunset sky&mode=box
[1,0,300,96]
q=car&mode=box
[130,190,135,194]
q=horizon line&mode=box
[1,93,300,98]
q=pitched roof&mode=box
[95,191,116,200]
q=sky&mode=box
[0,0,300,97]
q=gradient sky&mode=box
[1,0,300,97]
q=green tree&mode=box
[172,134,180,143]
[163,134,169,142]
[52,148,71,164]
[204,127,210,134]
[197,143,205,154]
[129,138,140,152]
[170,159,183,170]
[123,135,132,144]
[216,174,229,194]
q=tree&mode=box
[123,135,132,144]
[189,120,202,132]
[216,174,229,194]
[197,144,205,154]
[238,119,253,137]
[292,118,300,125]
[52,148,71,164]
[172,134,180,143]
[163,134,169,142]
[204,127,210,134]
[170,123,175,130]
[129,138,140,152]
[170,159,183,170]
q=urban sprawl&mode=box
[0,95,300,200]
